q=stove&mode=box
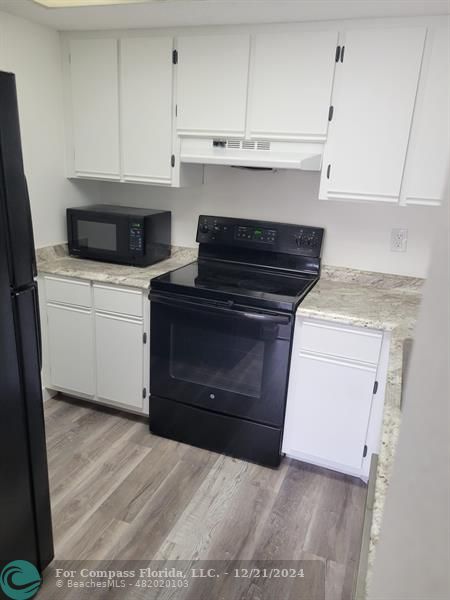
[152,260,318,312]
[149,215,324,467]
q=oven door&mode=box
[68,211,132,262]
[150,293,293,427]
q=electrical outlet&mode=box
[391,228,408,252]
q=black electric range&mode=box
[151,260,318,313]
[149,215,324,467]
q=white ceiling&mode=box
[0,0,448,31]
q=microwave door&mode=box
[68,212,131,262]
[77,220,118,252]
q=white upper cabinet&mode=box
[120,37,174,185]
[248,31,338,142]
[319,27,426,203]
[69,38,120,179]
[176,34,251,137]
[401,26,450,206]
[63,22,446,188]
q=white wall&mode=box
[0,10,100,248]
[99,167,442,277]
[368,191,449,599]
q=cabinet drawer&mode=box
[93,284,142,317]
[300,320,382,364]
[45,276,91,308]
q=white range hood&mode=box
[180,138,323,171]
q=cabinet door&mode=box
[283,352,376,471]
[176,34,250,137]
[120,36,173,184]
[401,27,450,206]
[69,38,120,179]
[47,304,95,396]
[248,31,338,141]
[95,312,144,410]
[320,27,426,203]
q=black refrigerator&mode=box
[0,71,53,572]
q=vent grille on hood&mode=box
[181,137,323,170]
[214,139,272,151]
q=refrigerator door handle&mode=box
[24,177,37,279]
[32,285,42,371]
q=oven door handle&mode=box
[150,293,292,325]
[240,311,290,324]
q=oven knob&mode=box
[200,224,209,234]
[210,393,215,400]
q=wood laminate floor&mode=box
[41,395,367,600]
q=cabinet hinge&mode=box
[143,332,147,344]
[328,105,334,122]
[335,45,341,62]
[143,387,147,399]
[363,444,368,458]
[172,49,178,65]
[171,154,175,168]
[340,45,345,63]
[373,380,379,395]
[326,164,331,179]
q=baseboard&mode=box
[42,387,57,402]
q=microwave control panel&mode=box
[129,221,144,254]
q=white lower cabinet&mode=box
[95,312,144,409]
[46,303,95,397]
[283,317,389,480]
[42,275,149,414]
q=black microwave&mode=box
[67,205,171,267]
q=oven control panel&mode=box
[235,225,277,244]
[197,216,324,258]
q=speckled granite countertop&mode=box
[37,244,198,289]
[37,245,423,593]
[297,264,423,594]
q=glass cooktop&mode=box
[151,260,318,312]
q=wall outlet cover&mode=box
[391,228,408,252]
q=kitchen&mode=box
[0,1,448,599]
